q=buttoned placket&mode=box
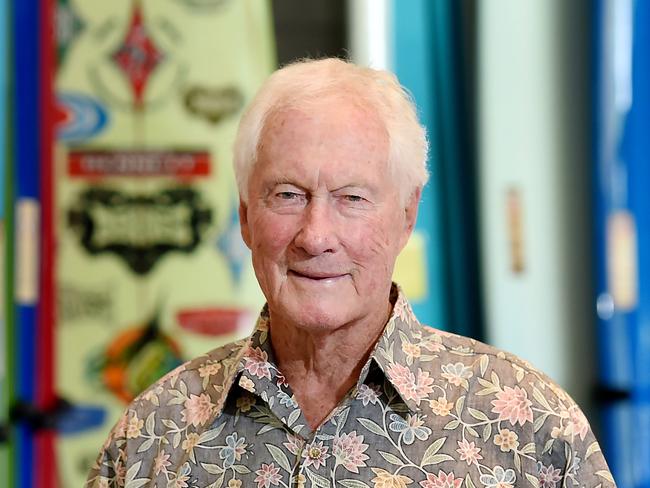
[237,347,379,487]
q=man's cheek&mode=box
[355,231,392,257]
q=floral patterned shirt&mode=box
[86,285,616,488]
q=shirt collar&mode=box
[233,283,431,413]
[235,305,285,397]
[364,283,437,412]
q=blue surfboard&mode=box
[12,0,42,485]
[594,0,650,485]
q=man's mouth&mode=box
[288,270,346,280]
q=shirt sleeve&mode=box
[535,401,617,487]
[84,409,130,487]
[562,425,617,487]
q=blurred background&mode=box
[0,0,647,486]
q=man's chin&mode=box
[282,298,356,332]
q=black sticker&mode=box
[68,187,213,274]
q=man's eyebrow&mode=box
[266,177,303,188]
[332,183,375,193]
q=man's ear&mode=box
[239,199,252,249]
[399,187,422,251]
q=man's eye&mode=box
[277,192,301,200]
[343,194,364,202]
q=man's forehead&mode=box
[265,92,385,128]
[261,109,386,155]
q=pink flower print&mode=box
[537,463,562,488]
[254,463,282,488]
[387,363,433,405]
[456,439,483,465]
[491,386,533,426]
[563,406,589,441]
[387,363,417,396]
[181,393,215,427]
[303,440,330,470]
[153,450,171,475]
[333,431,370,473]
[413,369,435,402]
[419,470,463,488]
[441,362,473,387]
[283,433,304,455]
[244,347,272,380]
[357,383,381,406]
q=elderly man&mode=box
[87,59,615,488]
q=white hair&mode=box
[233,58,429,204]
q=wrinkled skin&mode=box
[239,100,420,337]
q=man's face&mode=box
[240,100,419,333]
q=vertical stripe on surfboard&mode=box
[36,0,56,484]
[13,0,41,485]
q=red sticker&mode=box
[177,308,247,336]
[68,149,211,177]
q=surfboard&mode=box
[13,0,43,485]
[594,0,650,483]
[52,2,275,485]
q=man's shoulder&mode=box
[132,336,251,413]
[410,322,576,411]
[396,322,593,445]
[381,322,613,483]
[85,336,255,484]
[105,335,252,446]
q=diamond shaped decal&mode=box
[111,2,164,108]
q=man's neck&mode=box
[269,301,392,430]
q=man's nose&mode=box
[293,199,339,255]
